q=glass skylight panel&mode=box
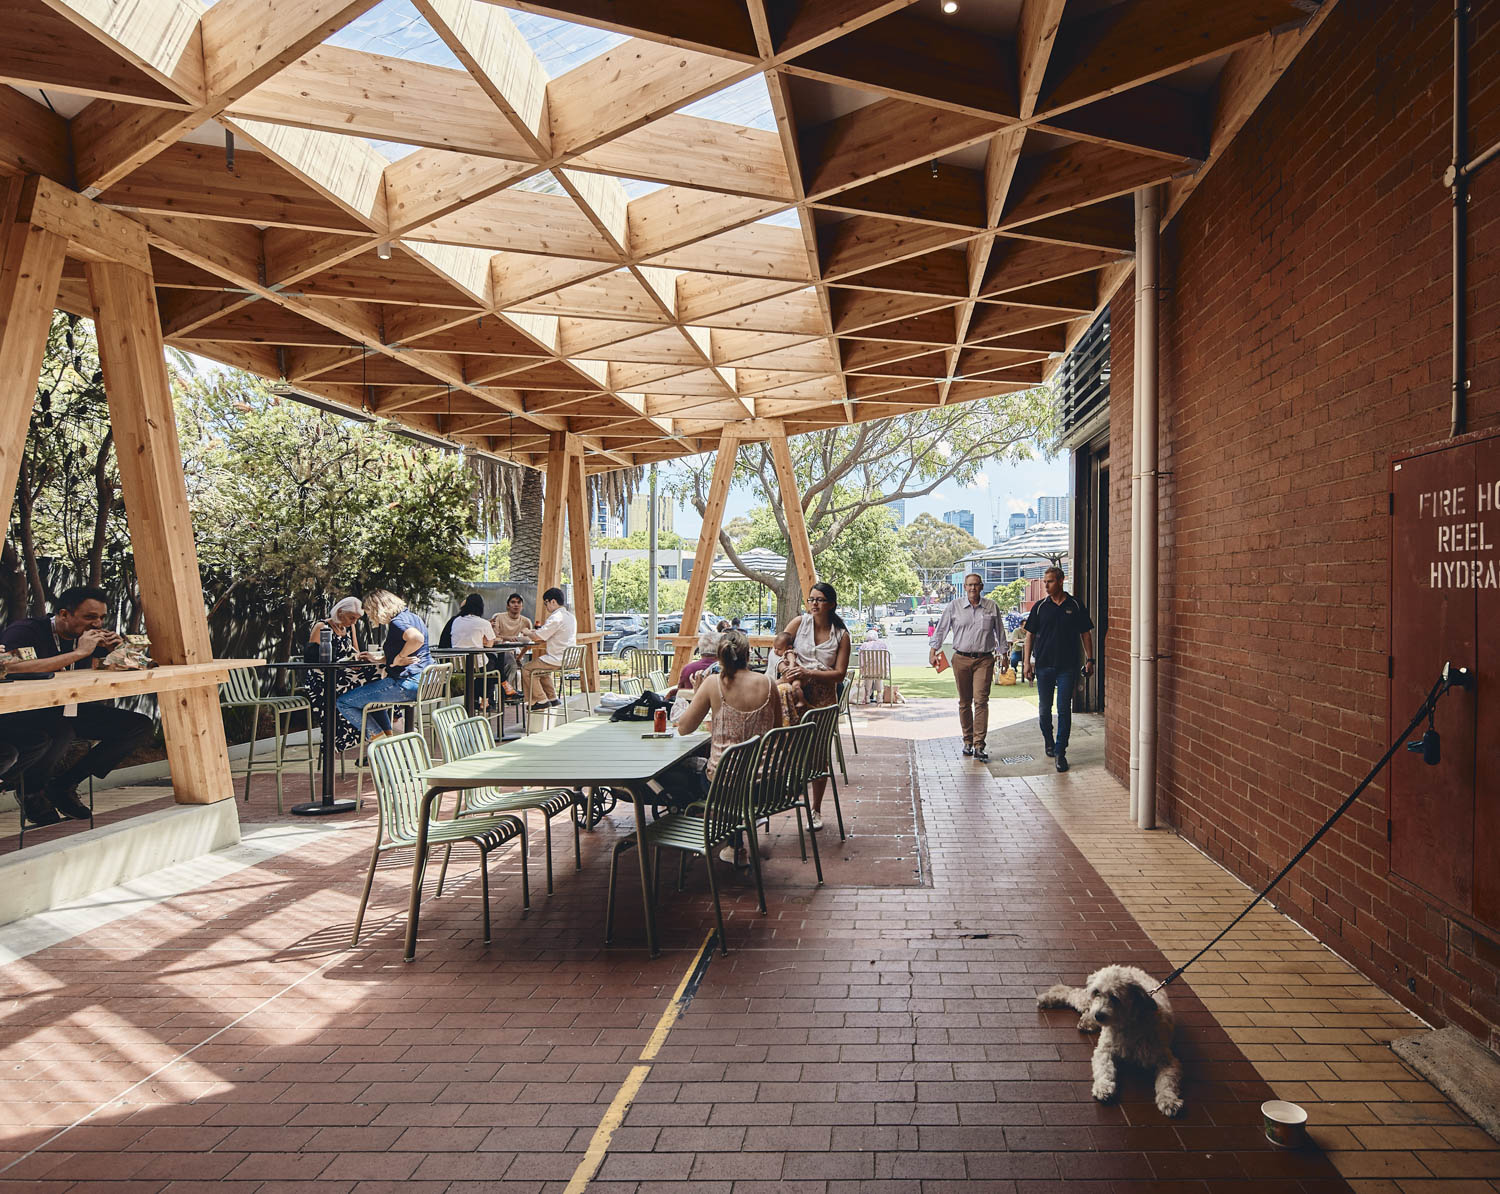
[325,0,466,70]
[510,11,628,77]
[679,75,776,131]
[756,210,803,227]
[514,171,566,195]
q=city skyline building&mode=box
[942,509,975,537]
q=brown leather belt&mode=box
[954,650,994,659]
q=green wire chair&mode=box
[833,674,856,781]
[218,666,314,813]
[605,736,762,956]
[354,661,454,803]
[799,704,847,841]
[351,732,529,951]
[620,647,655,681]
[745,721,823,910]
[433,714,581,895]
[645,669,669,693]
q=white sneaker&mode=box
[719,845,737,864]
[809,810,823,831]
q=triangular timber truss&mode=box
[1,0,1337,473]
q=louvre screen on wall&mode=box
[1056,310,1110,439]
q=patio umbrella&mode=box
[981,520,1071,567]
[707,547,788,582]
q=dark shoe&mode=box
[48,784,92,821]
[973,748,989,763]
[962,744,973,757]
[1043,743,1055,758]
[22,794,61,826]
[528,702,551,712]
[548,699,562,707]
[1055,752,1069,773]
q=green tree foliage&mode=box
[595,558,687,614]
[737,498,920,614]
[597,529,685,550]
[671,389,1055,622]
[177,370,477,657]
[986,577,1029,612]
[900,512,985,590]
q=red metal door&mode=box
[1389,444,1477,914]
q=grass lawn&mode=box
[887,665,1037,701]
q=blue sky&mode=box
[672,450,1070,545]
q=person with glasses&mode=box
[929,573,1009,763]
[780,580,851,831]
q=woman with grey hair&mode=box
[304,597,379,752]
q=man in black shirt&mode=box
[1021,566,1096,773]
[1,585,153,823]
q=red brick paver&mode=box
[0,707,1385,1190]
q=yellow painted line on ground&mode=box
[563,930,718,1193]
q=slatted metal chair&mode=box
[218,666,314,812]
[429,701,469,760]
[833,674,856,781]
[557,643,599,722]
[433,714,580,895]
[746,721,823,908]
[351,732,528,951]
[645,669,669,693]
[618,676,645,697]
[799,704,848,841]
[355,662,453,803]
[620,647,654,681]
[605,736,762,957]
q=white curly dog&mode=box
[1037,964,1184,1117]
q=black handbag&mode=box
[609,689,670,722]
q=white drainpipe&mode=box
[1128,213,1144,823]
[1134,185,1161,830]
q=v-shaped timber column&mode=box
[769,431,818,600]
[671,428,740,682]
[535,432,598,688]
[0,177,235,805]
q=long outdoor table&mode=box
[419,719,709,960]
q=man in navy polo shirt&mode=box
[1021,566,1096,773]
[1,585,153,823]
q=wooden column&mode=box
[535,432,569,622]
[768,431,817,599]
[672,430,739,681]
[564,447,598,689]
[85,259,235,805]
[0,178,68,537]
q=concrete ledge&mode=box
[0,799,241,927]
[1392,1027,1500,1142]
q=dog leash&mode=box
[1149,662,1475,996]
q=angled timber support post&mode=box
[672,428,739,682]
[768,428,817,599]
[564,445,598,691]
[0,177,69,539]
[87,264,235,804]
[535,431,569,623]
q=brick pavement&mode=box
[0,703,1484,1190]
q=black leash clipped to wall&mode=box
[1151,662,1476,995]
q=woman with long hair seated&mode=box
[673,628,783,864]
[778,580,851,831]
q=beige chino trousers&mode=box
[950,651,996,750]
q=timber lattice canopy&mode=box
[2,0,1328,472]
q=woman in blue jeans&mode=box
[336,589,432,741]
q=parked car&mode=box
[895,612,936,635]
[611,612,717,655]
[599,613,644,654]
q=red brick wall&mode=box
[1103,0,1500,1050]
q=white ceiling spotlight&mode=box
[376,242,392,260]
[941,1,958,13]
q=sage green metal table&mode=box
[418,719,709,960]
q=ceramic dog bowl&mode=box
[1261,1099,1308,1148]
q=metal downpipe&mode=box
[1135,185,1161,831]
